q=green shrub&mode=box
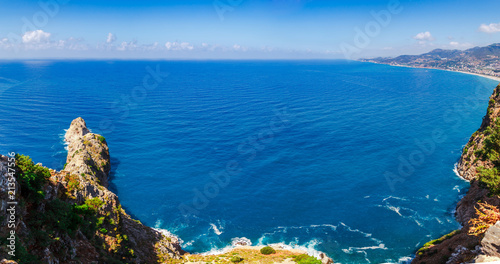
[478,167,500,195]
[45,199,83,236]
[475,120,500,164]
[15,154,51,203]
[73,203,93,215]
[85,197,104,211]
[416,230,460,255]
[98,135,106,143]
[64,173,80,193]
[471,119,500,194]
[293,254,321,264]
[96,217,105,227]
[26,198,94,247]
[260,246,276,255]
[230,256,244,263]
[73,198,104,215]
[12,236,40,264]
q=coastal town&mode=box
[361,43,500,78]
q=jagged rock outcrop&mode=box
[62,117,185,263]
[319,252,334,264]
[0,117,184,263]
[64,117,110,190]
[480,221,500,258]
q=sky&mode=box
[1,0,500,59]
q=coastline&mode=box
[445,70,500,82]
[363,61,500,82]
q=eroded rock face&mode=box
[64,117,90,143]
[64,117,110,189]
[61,117,185,263]
[481,221,500,257]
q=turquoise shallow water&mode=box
[0,60,498,263]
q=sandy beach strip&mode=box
[365,61,500,82]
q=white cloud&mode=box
[199,43,224,51]
[16,31,89,51]
[22,30,51,44]
[478,23,500,33]
[142,42,160,51]
[117,40,138,51]
[56,37,89,51]
[232,44,248,51]
[165,41,194,51]
[413,31,434,41]
[106,33,116,43]
[0,38,15,50]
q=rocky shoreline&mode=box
[0,117,333,264]
[412,83,500,263]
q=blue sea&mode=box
[0,60,498,263]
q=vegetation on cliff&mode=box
[15,154,50,203]
[260,246,277,255]
[0,154,134,264]
[415,230,461,257]
[469,202,500,236]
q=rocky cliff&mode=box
[412,84,500,263]
[0,117,184,263]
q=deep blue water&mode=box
[0,60,498,263]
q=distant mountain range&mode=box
[360,43,500,77]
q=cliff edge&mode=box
[412,84,500,263]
